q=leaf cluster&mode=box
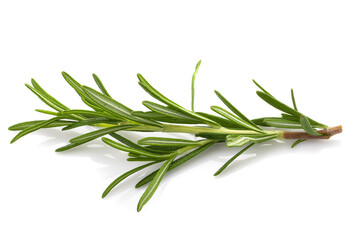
[9,61,328,211]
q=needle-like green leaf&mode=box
[130,111,163,119]
[291,89,298,111]
[226,134,277,147]
[256,91,301,117]
[252,79,272,96]
[251,117,282,127]
[102,137,172,159]
[62,72,114,113]
[214,143,254,176]
[300,115,322,136]
[93,73,111,97]
[62,72,86,96]
[69,125,135,144]
[10,117,62,143]
[81,86,130,114]
[197,112,244,129]
[127,157,165,162]
[137,156,175,212]
[138,137,203,147]
[102,161,158,199]
[82,86,163,127]
[61,109,123,120]
[132,111,201,124]
[211,106,264,133]
[291,139,307,148]
[81,97,105,112]
[135,142,214,188]
[263,118,305,129]
[144,145,183,152]
[191,60,201,112]
[264,118,325,129]
[35,109,84,121]
[57,127,136,152]
[31,79,70,111]
[195,132,228,141]
[137,73,220,128]
[9,120,75,131]
[25,84,63,112]
[35,109,60,116]
[281,113,299,122]
[214,90,260,130]
[142,101,201,123]
[109,133,170,154]
[256,91,327,128]
[55,142,84,152]
[62,118,118,130]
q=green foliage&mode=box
[291,139,307,148]
[214,143,255,176]
[191,60,201,112]
[137,156,175,212]
[300,115,322,136]
[9,60,336,211]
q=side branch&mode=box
[283,125,342,139]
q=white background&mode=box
[1,1,359,239]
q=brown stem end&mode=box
[283,125,342,139]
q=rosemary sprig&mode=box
[9,61,342,212]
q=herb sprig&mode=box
[9,61,342,212]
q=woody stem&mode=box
[282,125,342,139]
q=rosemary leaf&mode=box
[195,132,228,141]
[102,137,172,159]
[197,112,244,129]
[226,134,277,147]
[61,109,124,120]
[93,73,111,97]
[300,115,322,136]
[281,113,299,122]
[135,142,214,188]
[214,143,254,176]
[62,118,118,131]
[82,85,132,113]
[291,139,307,148]
[10,117,62,143]
[35,109,60,116]
[142,101,201,123]
[211,106,264,133]
[263,118,305,129]
[102,161,158,199]
[31,79,70,111]
[144,145,183,152]
[62,72,87,97]
[82,86,163,127]
[137,156,175,212]
[109,133,170,154]
[256,91,301,118]
[69,125,136,144]
[127,157,165,162]
[55,142,84,152]
[9,120,75,131]
[137,73,221,128]
[191,60,201,112]
[252,79,272,96]
[132,111,201,124]
[138,137,203,147]
[25,84,63,112]
[214,90,260,130]
[291,88,298,110]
